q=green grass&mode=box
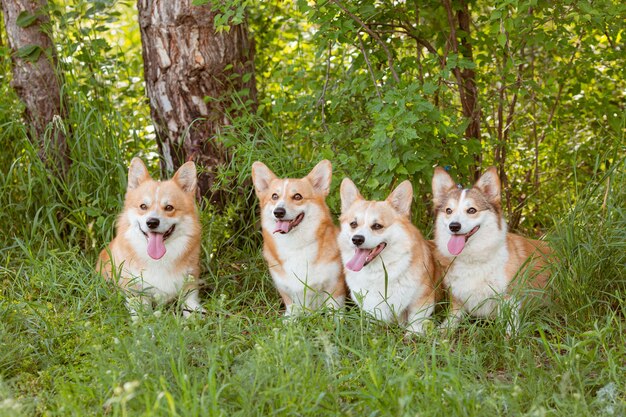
[0,152,624,416]
[1,0,623,414]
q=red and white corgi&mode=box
[338,179,438,334]
[251,160,346,315]
[97,158,204,318]
[431,167,551,329]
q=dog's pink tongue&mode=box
[273,221,290,234]
[447,235,466,256]
[147,232,166,260]
[346,248,370,272]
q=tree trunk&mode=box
[1,0,69,175]
[442,0,482,180]
[137,0,257,206]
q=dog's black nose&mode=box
[449,222,461,233]
[352,235,365,246]
[146,218,160,229]
[273,207,286,219]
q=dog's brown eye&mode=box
[164,205,174,212]
[371,223,383,230]
[445,208,452,215]
[467,207,477,214]
[140,204,148,210]
[350,221,358,229]
[271,193,279,200]
[293,193,303,201]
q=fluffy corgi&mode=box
[251,160,346,315]
[431,166,551,329]
[338,179,437,334]
[97,158,204,318]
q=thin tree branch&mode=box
[603,28,615,49]
[413,3,424,84]
[538,32,584,145]
[316,41,332,132]
[441,0,464,102]
[503,65,523,137]
[369,21,439,56]
[358,35,382,100]
[329,0,400,83]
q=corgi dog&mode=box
[338,179,438,334]
[97,158,204,318]
[251,160,346,316]
[431,166,551,329]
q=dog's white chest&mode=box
[445,249,509,317]
[126,261,188,302]
[346,263,420,322]
[269,234,340,307]
[120,228,194,302]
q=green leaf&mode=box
[16,11,38,28]
[84,207,101,217]
[366,177,379,189]
[497,33,507,47]
[16,44,43,62]
[422,81,438,95]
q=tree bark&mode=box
[1,0,69,175]
[442,0,481,180]
[137,0,257,206]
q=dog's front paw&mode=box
[130,313,142,324]
[438,311,463,335]
[410,319,433,334]
[404,319,435,341]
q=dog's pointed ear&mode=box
[474,166,501,203]
[387,180,413,217]
[173,161,197,194]
[340,178,363,213]
[432,167,456,208]
[306,160,332,196]
[127,157,151,190]
[251,161,277,197]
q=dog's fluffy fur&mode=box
[251,160,346,315]
[338,179,437,334]
[97,158,203,317]
[431,167,551,329]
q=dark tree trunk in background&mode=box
[442,0,482,180]
[1,0,69,175]
[137,0,257,206]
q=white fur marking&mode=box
[282,180,289,198]
[458,189,467,208]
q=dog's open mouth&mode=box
[346,242,387,272]
[447,225,480,256]
[141,224,175,260]
[273,212,305,234]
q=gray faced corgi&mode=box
[432,167,551,330]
